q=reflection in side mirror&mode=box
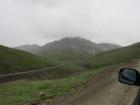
[119,68,140,86]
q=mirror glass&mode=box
[119,68,137,85]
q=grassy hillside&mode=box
[0,42,139,76]
[82,42,140,68]
[0,45,59,74]
[16,37,120,62]
[0,66,107,105]
[0,42,139,105]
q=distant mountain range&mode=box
[15,37,121,57]
[0,37,139,76]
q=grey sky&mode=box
[0,0,140,47]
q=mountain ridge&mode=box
[15,37,121,56]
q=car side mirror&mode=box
[119,68,140,86]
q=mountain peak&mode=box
[60,36,93,41]
[15,37,121,56]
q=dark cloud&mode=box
[0,0,140,47]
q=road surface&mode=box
[0,62,64,83]
[50,61,140,105]
[0,62,64,77]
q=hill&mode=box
[1,42,139,105]
[0,45,58,75]
[97,43,121,51]
[81,42,140,68]
[15,37,121,62]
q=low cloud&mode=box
[0,0,140,47]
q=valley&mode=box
[0,37,139,105]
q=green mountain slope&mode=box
[83,42,140,68]
[1,41,139,78]
[0,45,58,74]
[15,37,121,61]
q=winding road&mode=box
[0,62,64,83]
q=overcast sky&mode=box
[0,0,140,47]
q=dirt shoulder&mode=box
[45,61,140,105]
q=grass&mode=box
[81,42,140,68]
[0,67,107,105]
[0,45,59,74]
[45,64,89,79]
[0,42,139,105]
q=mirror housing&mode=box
[119,68,140,86]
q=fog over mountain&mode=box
[15,37,121,56]
[0,0,140,47]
